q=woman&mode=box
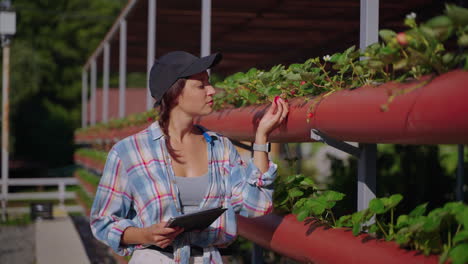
[90,51,289,264]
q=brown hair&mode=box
[158,78,186,136]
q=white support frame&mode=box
[90,60,97,126]
[119,20,127,118]
[146,0,156,110]
[201,0,211,58]
[81,70,88,128]
[358,0,379,211]
[102,43,110,123]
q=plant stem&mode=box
[375,218,389,238]
[390,209,394,235]
[328,209,337,226]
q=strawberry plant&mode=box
[214,4,468,115]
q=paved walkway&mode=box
[35,207,90,264]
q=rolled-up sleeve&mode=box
[90,148,136,256]
[227,140,277,217]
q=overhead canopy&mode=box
[85,0,444,77]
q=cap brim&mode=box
[179,52,222,77]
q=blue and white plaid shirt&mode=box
[90,122,277,264]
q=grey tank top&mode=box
[175,172,209,214]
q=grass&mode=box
[0,213,32,226]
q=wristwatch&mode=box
[253,143,271,153]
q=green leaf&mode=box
[463,209,468,228]
[285,175,297,184]
[369,198,386,214]
[379,29,396,43]
[449,244,468,264]
[425,15,453,41]
[296,209,310,222]
[458,34,468,47]
[285,72,302,81]
[445,4,468,26]
[329,53,342,63]
[395,231,411,245]
[368,60,384,69]
[382,194,403,210]
[453,230,468,244]
[307,199,327,215]
[322,190,345,202]
[299,177,315,187]
[336,215,352,227]
[288,188,304,198]
[369,224,379,234]
[409,203,428,217]
[396,215,409,229]
[352,223,361,236]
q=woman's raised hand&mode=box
[256,96,289,138]
[144,222,184,248]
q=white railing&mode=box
[0,177,78,208]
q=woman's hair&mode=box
[158,78,186,136]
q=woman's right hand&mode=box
[144,222,184,248]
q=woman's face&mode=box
[175,71,216,116]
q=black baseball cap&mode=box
[149,51,222,106]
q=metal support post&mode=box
[146,0,156,110]
[1,44,10,222]
[1,1,16,221]
[359,0,379,52]
[311,129,376,210]
[81,70,88,128]
[357,0,378,211]
[357,144,377,211]
[201,0,211,73]
[103,43,110,123]
[456,144,465,201]
[58,181,65,209]
[251,244,264,264]
[119,20,127,118]
[311,129,360,157]
[90,60,97,125]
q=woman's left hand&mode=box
[256,96,289,138]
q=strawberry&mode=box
[300,81,307,86]
[396,32,408,46]
[307,112,314,118]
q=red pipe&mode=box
[237,214,438,264]
[198,70,468,144]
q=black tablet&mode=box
[165,207,227,232]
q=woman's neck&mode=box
[167,109,196,143]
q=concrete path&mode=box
[35,208,90,264]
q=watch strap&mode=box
[253,143,271,152]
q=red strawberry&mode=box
[300,81,307,86]
[291,90,296,95]
[396,32,408,46]
[147,117,153,122]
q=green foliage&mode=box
[75,148,107,163]
[75,108,158,136]
[7,0,126,166]
[76,168,100,187]
[273,173,345,225]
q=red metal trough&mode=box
[237,214,438,264]
[198,70,468,144]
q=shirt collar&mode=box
[149,121,218,143]
[149,121,164,141]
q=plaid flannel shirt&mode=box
[90,122,277,264]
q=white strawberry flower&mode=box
[406,12,416,19]
[323,55,331,62]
